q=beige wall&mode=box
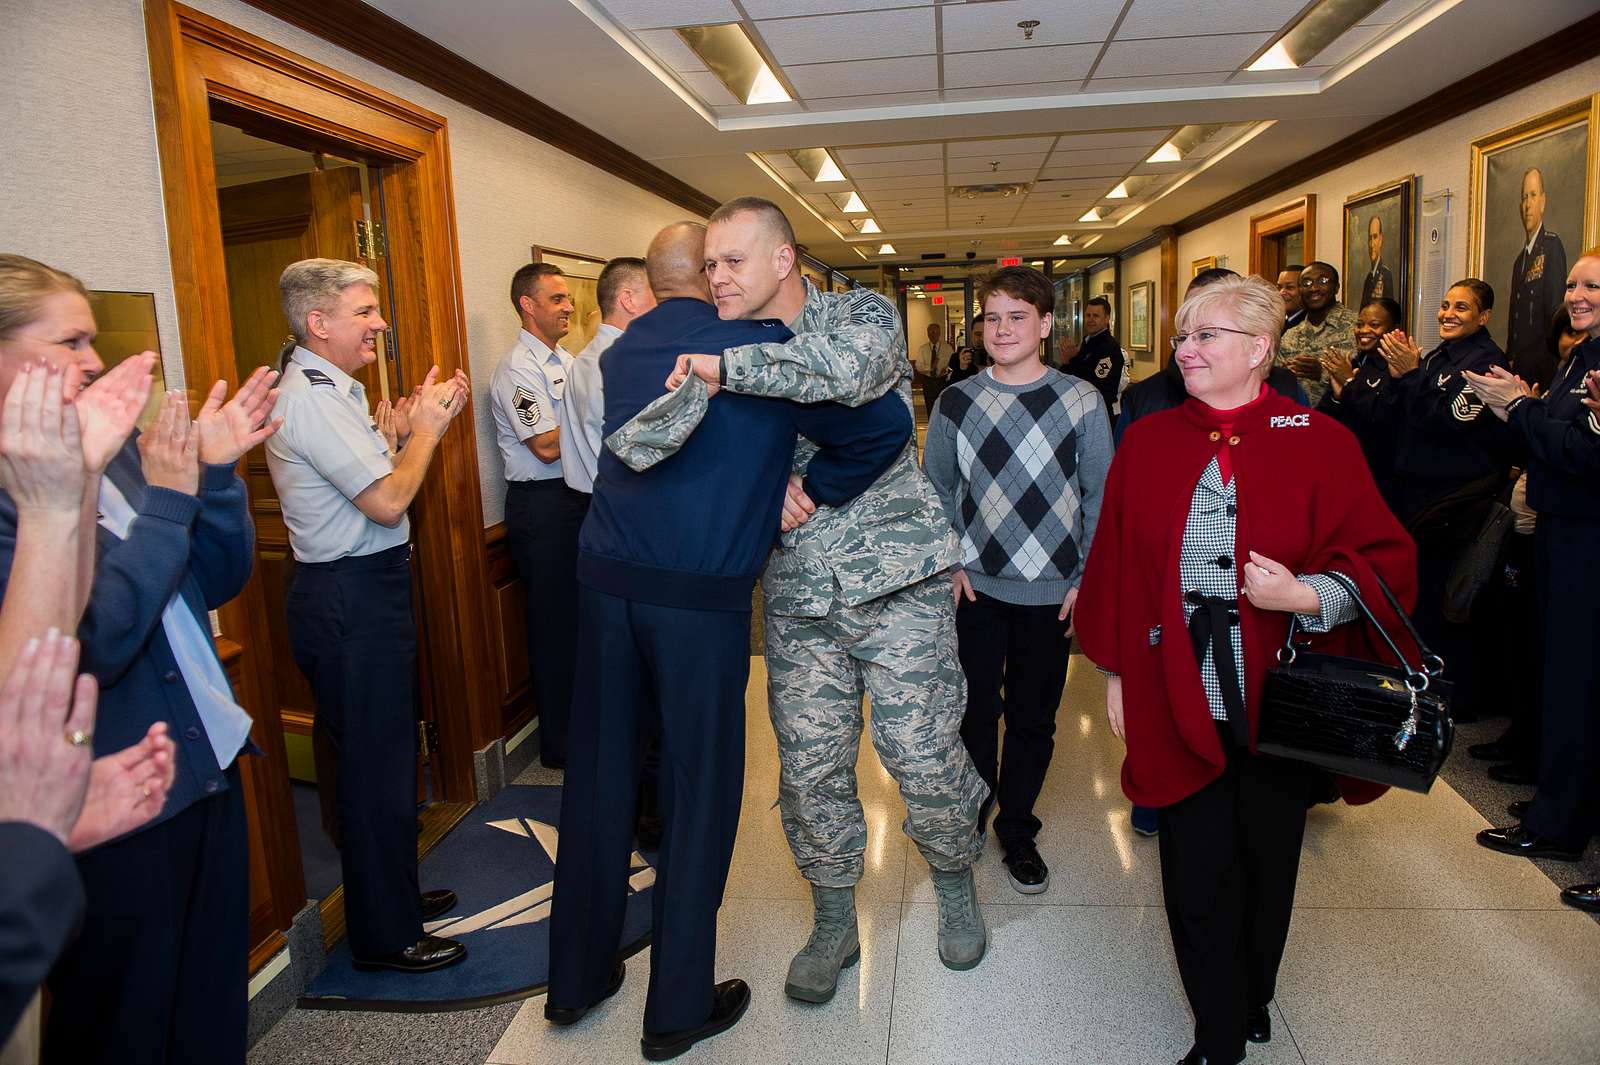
[1176,56,1600,310]
[1117,244,1162,382]
[0,0,700,526]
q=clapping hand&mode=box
[1461,366,1532,421]
[0,630,98,846]
[1288,352,1321,379]
[196,366,282,466]
[374,399,400,453]
[0,363,86,514]
[406,366,470,438]
[391,385,420,448]
[1321,349,1356,387]
[1582,370,1600,416]
[68,721,175,853]
[138,391,199,495]
[1378,330,1422,377]
[75,352,155,474]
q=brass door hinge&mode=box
[355,219,387,260]
[418,719,440,757]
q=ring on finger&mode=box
[66,728,92,748]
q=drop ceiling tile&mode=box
[846,158,945,178]
[597,0,740,30]
[677,70,740,106]
[837,144,944,164]
[1114,0,1310,39]
[1038,164,1128,179]
[809,90,945,109]
[741,0,930,15]
[947,154,1048,175]
[940,81,1084,102]
[1046,145,1152,165]
[939,0,1124,49]
[1094,33,1271,77]
[856,175,949,191]
[784,55,936,98]
[1054,129,1170,150]
[943,43,1100,89]
[754,9,935,65]
[633,28,708,71]
[1087,71,1233,91]
[947,136,1057,157]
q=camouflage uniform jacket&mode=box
[1276,303,1359,407]
[610,281,960,618]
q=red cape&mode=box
[1075,390,1418,808]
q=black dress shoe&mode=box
[1487,763,1538,785]
[1177,1047,1244,1065]
[1507,800,1530,820]
[420,889,457,921]
[1247,1003,1271,1043]
[1468,739,1516,762]
[1559,882,1600,913]
[544,962,625,1026]
[641,978,750,1061]
[1476,824,1582,861]
[352,934,466,973]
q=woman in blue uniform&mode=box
[1318,296,1405,511]
[1465,252,1600,898]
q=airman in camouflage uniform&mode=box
[609,198,988,997]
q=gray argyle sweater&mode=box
[922,367,1113,606]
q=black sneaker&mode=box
[1001,840,1049,894]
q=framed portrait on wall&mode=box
[1190,255,1217,278]
[1468,95,1598,374]
[1342,176,1415,326]
[1128,281,1154,353]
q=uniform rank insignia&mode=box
[841,289,896,330]
[1095,356,1113,379]
[1451,381,1483,422]
[514,386,541,427]
[1436,372,1452,389]
[302,367,334,387]
[1527,253,1544,281]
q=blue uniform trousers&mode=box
[43,766,248,1065]
[548,586,748,1035]
[1525,514,1600,850]
[286,544,421,958]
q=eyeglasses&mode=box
[1299,276,1334,288]
[1170,326,1256,351]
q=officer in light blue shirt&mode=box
[490,262,587,768]
[560,256,655,494]
[267,258,471,975]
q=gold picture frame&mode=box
[1466,95,1599,361]
[1128,280,1154,353]
[1342,176,1415,329]
[1190,255,1217,278]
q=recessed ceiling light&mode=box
[1053,234,1073,246]
[1147,142,1183,163]
[676,24,791,106]
[878,243,896,255]
[856,218,882,234]
[1107,182,1130,199]
[1248,40,1297,71]
[1079,207,1102,223]
[1080,235,1101,249]
[841,191,867,213]
[1031,260,1044,267]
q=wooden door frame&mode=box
[1247,194,1316,278]
[146,0,497,950]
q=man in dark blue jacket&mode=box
[546,222,911,1061]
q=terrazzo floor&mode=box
[247,654,1600,1065]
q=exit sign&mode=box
[998,256,1021,267]
[931,294,946,305]
[923,282,942,290]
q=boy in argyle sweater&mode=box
[922,266,1113,894]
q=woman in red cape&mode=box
[1075,274,1417,1065]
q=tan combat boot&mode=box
[783,884,860,1003]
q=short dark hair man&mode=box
[561,256,654,494]
[1277,264,1306,330]
[1277,261,1358,405]
[1062,294,1123,415]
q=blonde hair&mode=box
[0,254,88,340]
[1175,273,1285,367]
[279,258,379,343]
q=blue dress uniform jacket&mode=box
[0,440,254,826]
[0,824,83,1041]
[1063,329,1124,415]
[1511,337,1600,519]
[1507,228,1567,384]
[1392,328,1509,486]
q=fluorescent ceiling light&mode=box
[878,243,896,255]
[841,191,867,213]
[1031,261,1044,267]
[1053,234,1073,246]
[856,218,881,234]
[676,24,791,106]
[790,148,845,182]
[1147,141,1183,163]
[1080,235,1101,249]
[1248,40,1297,71]
[1107,182,1130,199]
[1079,207,1102,222]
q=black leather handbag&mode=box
[1257,571,1453,793]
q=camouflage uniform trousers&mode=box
[765,571,988,887]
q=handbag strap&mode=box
[1281,570,1440,685]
